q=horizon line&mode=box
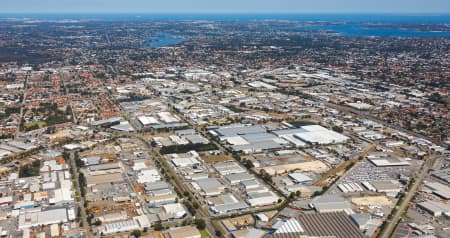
[1,12,450,15]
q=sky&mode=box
[1,0,449,14]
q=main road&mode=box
[68,152,92,238]
[129,134,218,237]
[379,155,438,238]
[15,71,29,139]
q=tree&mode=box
[18,160,41,178]
[153,222,164,231]
[289,192,296,199]
[193,202,200,209]
[94,220,102,226]
[243,159,254,169]
[332,126,343,133]
[130,230,141,237]
[75,158,85,168]
[195,218,206,230]
[150,140,158,147]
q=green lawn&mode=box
[200,229,211,238]
[24,121,47,128]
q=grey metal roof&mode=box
[232,140,283,152]
[184,134,209,144]
[272,128,308,136]
[296,212,364,238]
[214,125,266,137]
[91,117,122,126]
[350,213,371,227]
[144,181,170,191]
[310,195,352,212]
[175,129,196,136]
[213,202,249,213]
[89,163,120,171]
[225,173,254,183]
[196,178,222,190]
[242,132,277,143]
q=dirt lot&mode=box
[226,214,254,226]
[201,154,233,164]
[257,160,329,175]
[351,195,392,206]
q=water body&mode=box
[145,34,186,48]
[1,13,450,37]
[291,24,450,37]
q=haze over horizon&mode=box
[1,0,450,14]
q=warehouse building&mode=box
[232,228,266,238]
[247,191,279,207]
[18,208,73,230]
[273,125,349,146]
[288,172,313,184]
[209,124,286,153]
[367,155,410,167]
[292,125,349,145]
[213,161,246,175]
[146,194,177,207]
[370,180,402,197]
[418,200,450,217]
[162,203,187,219]
[212,201,249,214]
[309,195,353,214]
[195,178,225,196]
[166,226,201,238]
[99,219,140,235]
[424,181,450,200]
[270,212,364,238]
[225,173,255,185]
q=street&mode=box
[379,155,438,238]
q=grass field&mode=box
[200,229,211,238]
[24,121,46,128]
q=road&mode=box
[164,104,290,237]
[131,134,218,237]
[379,155,437,238]
[15,71,29,138]
[122,161,154,216]
[60,71,78,124]
[315,142,377,187]
[68,152,92,237]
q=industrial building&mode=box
[18,208,75,230]
[270,212,364,238]
[166,226,201,238]
[309,195,353,214]
[288,172,313,184]
[418,200,450,217]
[194,178,225,196]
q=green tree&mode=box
[153,222,164,231]
[130,230,141,237]
[195,218,206,230]
[332,126,343,133]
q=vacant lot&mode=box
[352,195,392,206]
[202,154,233,163]
[257,160,329,175]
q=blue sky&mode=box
[1,0,449,14]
